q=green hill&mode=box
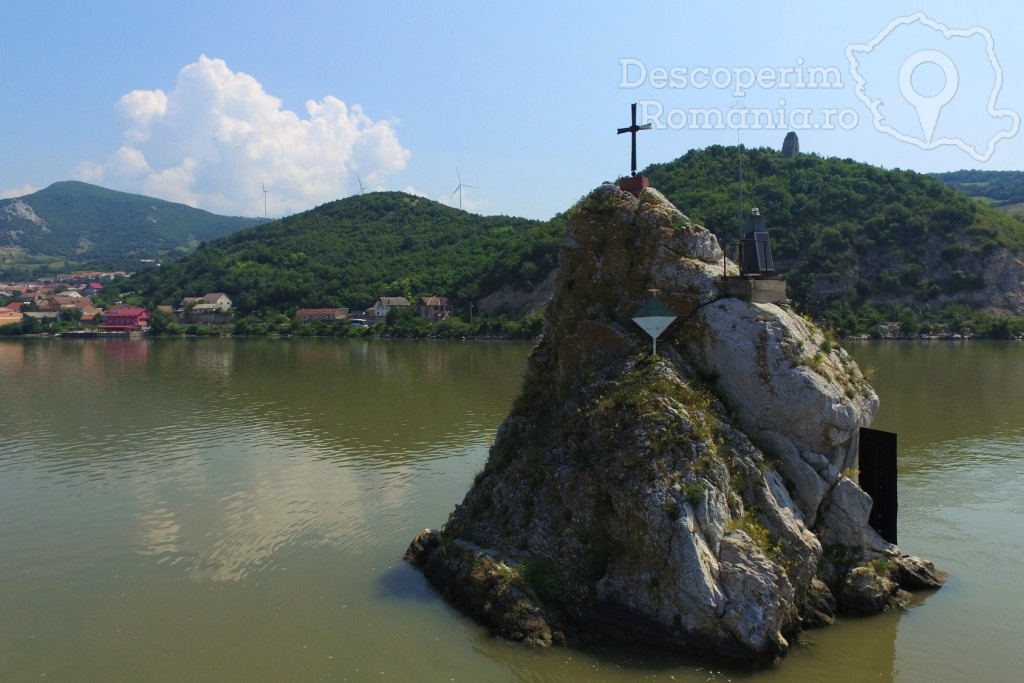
[644,146,1024,326]
[128,192,562,314]
[0,181,265,276]
[115,148,1023,337]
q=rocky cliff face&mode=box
[806,241,1024,318]
[0,199,50,245]
[405,184,945,665]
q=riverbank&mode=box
[844,330,1024,341]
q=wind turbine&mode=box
[357,173,367,194]
[261,177,268,219]
[450,168,477,211]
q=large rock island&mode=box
[405,184,945,666]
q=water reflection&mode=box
[2,338,1022,681]
[124,430,484,583]
[2,339,526,587]
[845,340,1024,448]
[1,338,526,474]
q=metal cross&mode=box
[617,102,652,177]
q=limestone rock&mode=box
[781,131,800,158]
[0,199,50,242]
[800,578,837,627]
[895,554,949,590]
[981,249,1024,316]
[406,183,944,666]
[837,565,908,614]
[407,530,561,647]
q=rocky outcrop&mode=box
[808,240,1024,319]
[0,199,48,230]
[781,132,800,158]
[979,249,1024,316]
[406,184,946,666]
[477,270,557,317]
[0,199,49,245]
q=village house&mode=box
[369,296,410,324]
[180,292,232,311]
[416,296,453,322]
[294,308,349,325]
[51,271,130,284]
[75,300,101,323]
[18,291,48,308]
[53,294,82,309]
[201,292,232,309]
[180,292,234,324]
[100,306,150,331]
[0,306,23,327]
[6,282,38,294]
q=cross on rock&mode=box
[617,102,652,177]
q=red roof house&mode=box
[100,306,150,331]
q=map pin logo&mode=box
[898,50,958,142]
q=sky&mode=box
[3,1,1024,221]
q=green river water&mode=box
[0,338,1021,682]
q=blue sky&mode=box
[3,1,1023,220]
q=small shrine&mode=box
[723,208,788,304]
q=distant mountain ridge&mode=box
[0,181,265,275]
[930,170,1024,214]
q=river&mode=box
[0,338,1021,682]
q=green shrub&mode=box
[685,482,705,505]
[518,557,564,602]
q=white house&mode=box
[371,296,410,323]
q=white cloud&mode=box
[117,89,168,141]
[76,55,410,216]
[1,184,37,199]
[402,185,430,198]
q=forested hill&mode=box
[130,192,562,313]
[930,170,1024,213]
[126,149,1023,332]
[644,146,1024,322]
[0,181,264,274]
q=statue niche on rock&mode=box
[405,183,946,666]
